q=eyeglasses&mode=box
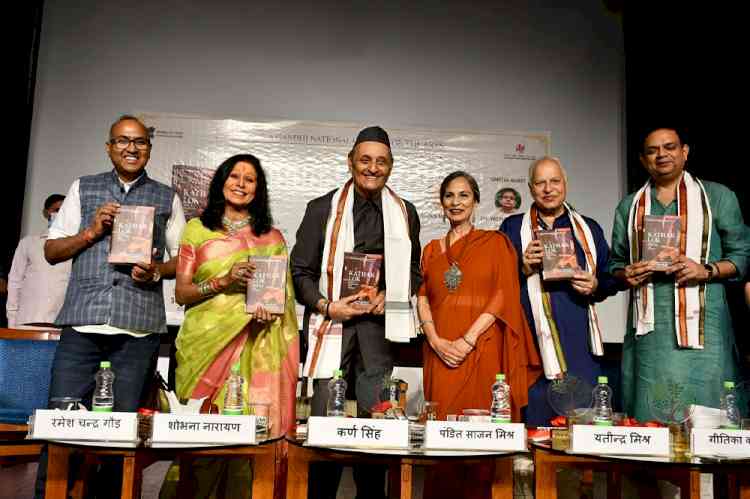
[109,136,151,150]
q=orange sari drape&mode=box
[421,230,541,499]
[420,229,541,421]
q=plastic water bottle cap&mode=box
[333,369,343,378]
[100,361,111,369]
[496,373,505,381]
[597,376,608,384]
[231,363,241,375]
[724,381,735,389]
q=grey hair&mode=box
[528,156,568,186]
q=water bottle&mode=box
[490,373,512,423]
[592,375,613,426]
[222,363,244,415]
[92,361,115,412]
[721,380,740,429]
[327,369,347,417]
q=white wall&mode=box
[25,0,627,340]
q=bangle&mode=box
[461,335,476,349]
[419,320,434,328]
[198,279,220,297]
[325,301,331,318]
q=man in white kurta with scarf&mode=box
[291,126,421,499]
[610,126,750,421]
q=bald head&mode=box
[528,156,568,186]
[528,156,567,216]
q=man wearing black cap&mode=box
[291,126,421,499]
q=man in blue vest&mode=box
[34,115,186,498]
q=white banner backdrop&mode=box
[139,113,549,324]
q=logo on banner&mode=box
[515,143,526,154]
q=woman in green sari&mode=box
[161,154,299,498]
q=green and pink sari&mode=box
[175,217,299,435]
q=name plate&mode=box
[30,410,138,443]
[150,414,256,445]
[691,429,750,458]
[307,416,409,449]
[570,425,669,456]
[424,421,526,451]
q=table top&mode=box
[530,440,750,466]
[41,436,282,451]
[285,435,524,459]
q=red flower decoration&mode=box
[550,415,567,427]
[371,400,393,413]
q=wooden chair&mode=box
[0,327,60,465]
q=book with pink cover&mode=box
[108,205,154,264]
[246,256,287,314]
[642,215,681,270]
[341,252,383,305]
[538,228,579,280]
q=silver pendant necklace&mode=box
[443,263,463,292]
[443,226,473,293]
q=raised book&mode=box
[341,252,383,305]
[538,228,579,280]
[108,205,155,264]
[246,256,287,314]
[642,215,681,270]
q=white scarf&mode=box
[521,203,605,379]
[318,181,415,337]
[626,171,711,349]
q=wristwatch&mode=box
[152,267,162,283]
[703,263,714,282]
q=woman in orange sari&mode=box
[418,171,541,499]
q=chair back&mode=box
[0,328,59,424]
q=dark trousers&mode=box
[34,327,161,499]
[307,321,392,499]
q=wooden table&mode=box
[285,437,518,499]
[532,442,750,499]
[44,439,282,499]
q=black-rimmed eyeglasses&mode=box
[109,136,151,150]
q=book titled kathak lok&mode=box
[246,256,287,315]
[108,205,155,264]
[538,228,579,281]
[642,215,681,270]
[341,252,383,305]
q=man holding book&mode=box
[291,126,421,499]
[34,115,186,498]
[610,126,749,421]
[500,156,620,426]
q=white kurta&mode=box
[6,232,71,327]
